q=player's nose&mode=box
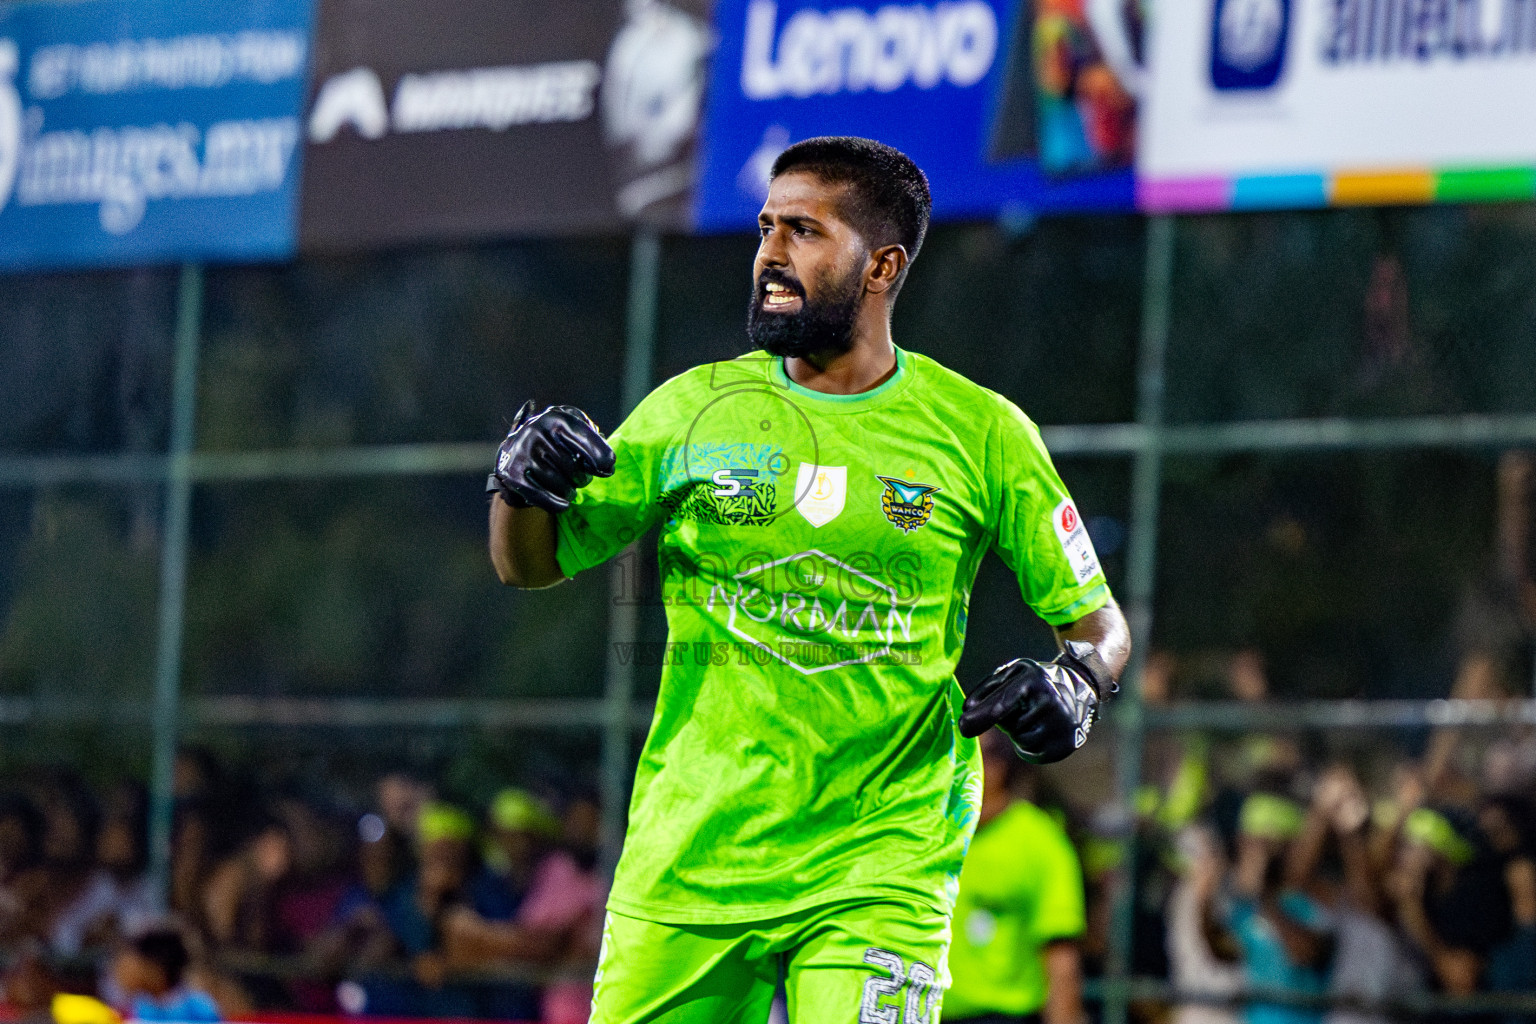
[756,224,789,268]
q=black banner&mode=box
[299,0,710,249]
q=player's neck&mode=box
[783,316,897,396]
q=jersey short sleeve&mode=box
[988,397,1110,626]
[554,382,679,579]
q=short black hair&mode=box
[770,137,932,290]
[132,928,191,988]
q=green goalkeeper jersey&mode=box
[554,347,1110,924]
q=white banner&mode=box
[1138,0,1536,211]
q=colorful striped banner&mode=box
[1138,165,1536,213]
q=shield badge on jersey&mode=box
[794,463,847,527]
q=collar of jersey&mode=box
[770,346,911,408]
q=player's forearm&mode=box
[1054,598,1131,681]
[488,499,565,588]
[1042,941,1086,1024]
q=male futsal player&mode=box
[487,137,1130,1024]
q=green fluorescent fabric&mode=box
[555,348,1110,923]
[945,801,1086,1018]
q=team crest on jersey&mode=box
[876,476,940,533]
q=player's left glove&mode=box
[958,640,1117,764]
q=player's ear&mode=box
[864,244,908,296]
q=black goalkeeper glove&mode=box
[958,640,1117,764]
[485,400,616,513]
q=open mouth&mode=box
[760,279,803,313]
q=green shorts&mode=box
[589,898,953,1024]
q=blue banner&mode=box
[695,0,1138,232]
[0,0,310,271]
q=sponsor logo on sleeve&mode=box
[1052,498,1102,584]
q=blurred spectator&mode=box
[0,793,49,947]
[943,731,1085,1024]
[271,798,351,948]
[1218,793,1331,1024]
[50,783,153,956]
[1479,796,1536,1013]
[202,815,293,954]
[377,774,435,846]
[560,793,602,869]
[472,788,558,921]
[269,798,352,1010]
[1284,767,1421,1024]
[382,802,476,988]
[309,813,408,977]
[1140,651,1210,832]
[1166,826,1243,1024]
[1430,451,1536,793]
[445,789,605,1024]
[353,801,546,1021]
[35,771,102,941]
[168,751,248,934]
[110,928,219,1022]
[2,944,64,1018]
[1388,807,1508,997]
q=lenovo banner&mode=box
[299,0,711,249]
[1139,0,1536,211]
[0,0,311,271]
[693,0,1142,231]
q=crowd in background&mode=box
[0,754,605,1024]
[1104,451,1536,1024]
[0,710,1533,1024]
[0,455,1532,1024]
[1097,641,1536,1024]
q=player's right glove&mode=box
[958,640,1116,764]
[485,400,616,514]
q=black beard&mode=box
[747,266,862,359]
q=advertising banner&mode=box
[1139,0,1536,211]
[299,0,711,249]
[0,0,311,271]
[694,0,1143,232]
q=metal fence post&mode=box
[1104,216,1175,1024]
[146,264,203,911]
[599,229,661,876]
